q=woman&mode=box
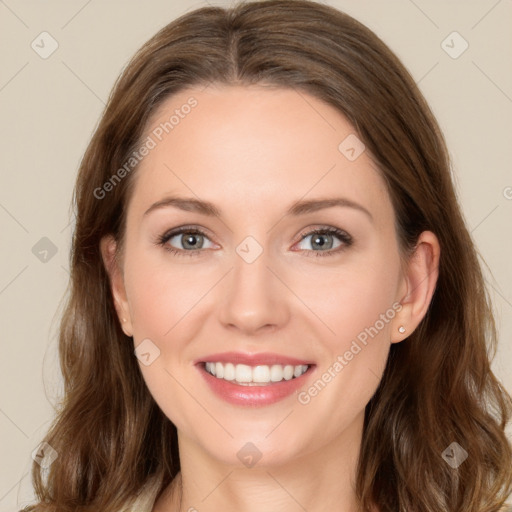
[23,1,512,511]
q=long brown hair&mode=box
[24,1,512,511]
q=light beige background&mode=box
[1,0,511,509]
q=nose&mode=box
[217,244,291,335]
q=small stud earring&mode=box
[398,326,406,334]
[122,318,127,323]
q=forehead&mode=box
[127,84,393,225]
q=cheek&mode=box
[123,251,209,432]
[124,250,219,363]
[295,256,400,349]
[125,249,187,333]
[126,267,176,341]
[296,251,401,415]
[296,253,400,422]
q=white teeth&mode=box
[204,362,309,384]
[235,364,252,383]
[224,362,235,381]
[283,365,294,380]
[270,365,284,382]
[253,365,270,383]
[294,365,307,378]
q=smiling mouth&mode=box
[202,361,312,386]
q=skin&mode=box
[101,84,440,512]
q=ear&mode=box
[391,230,440,343]
[100,235,133,337]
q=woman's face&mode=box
[106,84,410,467]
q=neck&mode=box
[156,411,367,512]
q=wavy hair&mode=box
[24,1,512,511]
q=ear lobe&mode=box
[391,231,440,343]
[100,235,133,337]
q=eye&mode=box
[155,225,353,258]
[156,227,215,257]
[294,227,353,257]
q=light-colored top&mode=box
[123,473,165,512]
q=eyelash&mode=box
[155,225,353,258]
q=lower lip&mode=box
[197,363,315,407]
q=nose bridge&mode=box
[218,235,288,333]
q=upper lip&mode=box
[195,351,315,367]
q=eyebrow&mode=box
[143,195,373,222]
